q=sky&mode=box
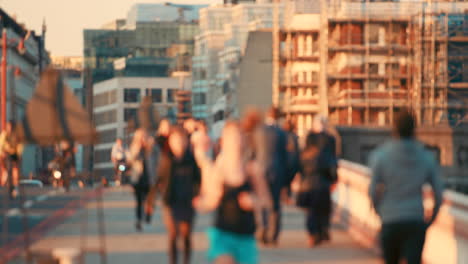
[1,0,220,56]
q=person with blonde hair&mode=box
[194,121,272,264]
[127,128,158,231]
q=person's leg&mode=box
[179,221,193,264]
[12,160,19,187]
[305,209,319,247]
[134,186,144,230]
[0,155,6,187]
[140,186,151,223]
[273,207,282,244]
[214,255,237,264]
[322,186,332,241]
[402,222,427,264]
[380,223,402,264]
[267,190,281,245]
[163,207,178,264]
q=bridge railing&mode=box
[335,160,468,264]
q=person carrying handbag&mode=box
[128,129,158,231]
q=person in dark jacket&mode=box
[255,106,288,246]
[303,115,338,243]
[157,126,201,264]
[297,132,333,247]
[283,120,300,201]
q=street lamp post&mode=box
[1,29,7,131]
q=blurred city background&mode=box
[0,0,467,263]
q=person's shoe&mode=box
[145,213,152,224]
[308,235,321,248]
[136,222,142,232]
[322,231,331,242]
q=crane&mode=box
[164,2,196,22]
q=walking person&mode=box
[283,120,300,203]
[194,121,272,264]
[111,138,127,185]
[158,126,200,264]
[255,106,288,246]
[368,110,444,264]
[304,115,338,242]
[296,132,333,247]
[58,140,77,192]
[0,121,23,198]
[128,129,158,231]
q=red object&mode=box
[1,30,7,131]
[14,67,21,77]
[17,39,25,54]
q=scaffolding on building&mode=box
[277,0,468,129]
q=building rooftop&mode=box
[126,3,208,28]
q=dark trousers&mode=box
[381,220,427,264]
[305,187,331,238]
[133,185,150,222]
[306,208,329,237]
[261,207,281,244]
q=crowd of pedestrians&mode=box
[111,106,340,264]
[108,106,443,264]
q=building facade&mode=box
[0,8,49,176]
[92,76,191,178]
[192,2,285,123]
[276,0,468,137]
[84,5,200,85]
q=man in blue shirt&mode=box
[369,109,444,264]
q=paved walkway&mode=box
[27,187,380,264]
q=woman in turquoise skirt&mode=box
[193,121,272,264]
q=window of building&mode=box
[297,35,304,57]
[311,71,319,82]
[223,81,230,94]
[369,63,379,74]
[124,88,140,103]
[369,24,380,44]
[94,110,117,125]
[386,63,400,75]
[98,129,117,144]
[124,108,138,122]
[93,90,117,108]
[194,93,206,105]
[150,88,163,103]
[167,89,175,103]
[369,80,380,91]
[94,148,111,164]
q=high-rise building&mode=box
[192,2,285,123]
[83,4,201,84]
